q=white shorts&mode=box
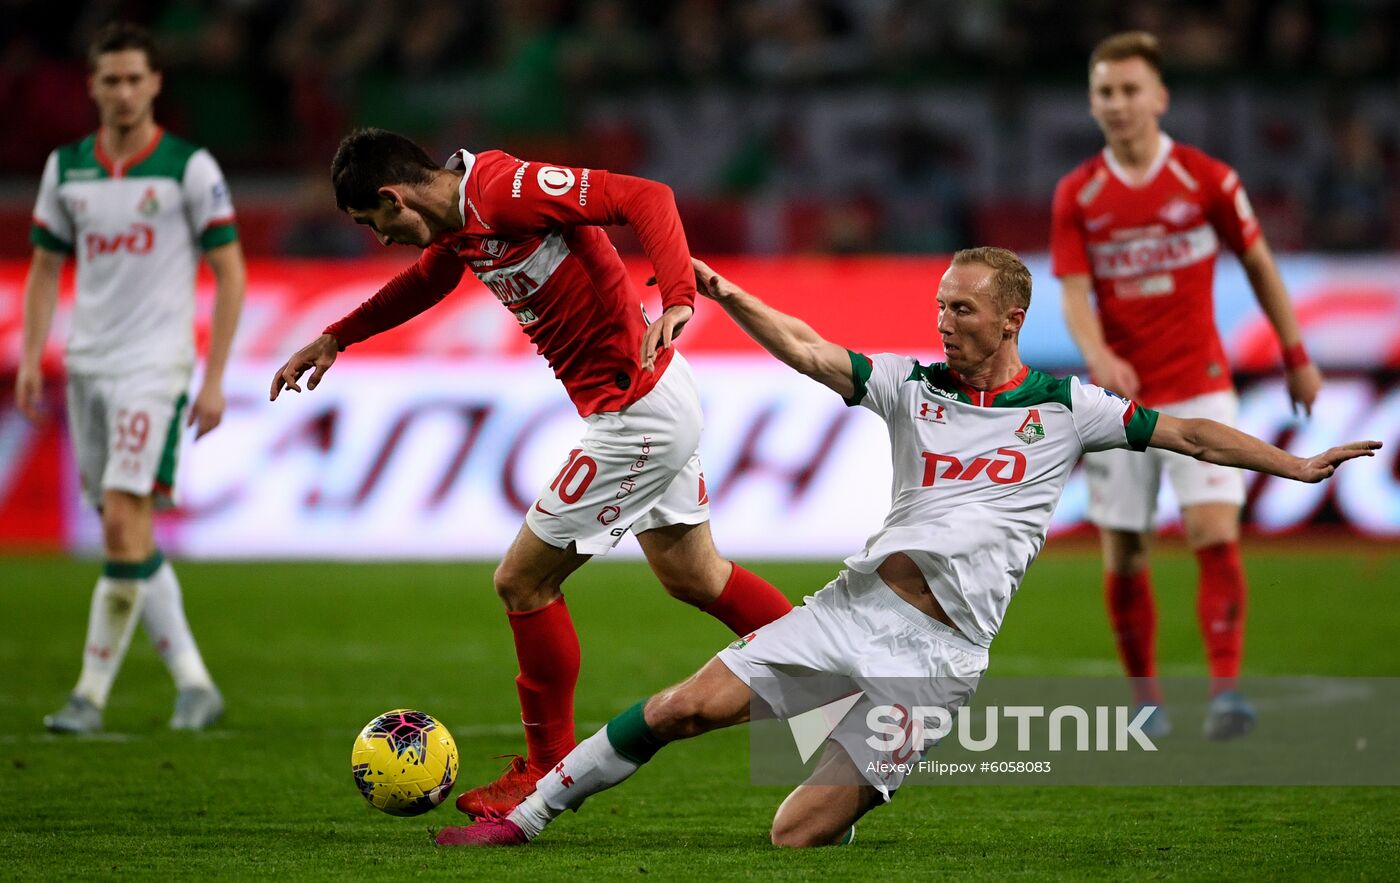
[526,353,709,555]
[717,568,989,799]
[65,368,190,510]
[1084,389,1246,533]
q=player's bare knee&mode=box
[769,817,830,849]
[1102,530,1149,574]
[491,562,520,602]
[491,564,559,611]
[1185,523,1238,550]
[100,501,145,559]
[1108,554,1149,576]
[644,685,715,740]
[649,551,727,607]
[643,687,698,738]
[657,572,710,606]
[770,827,817,849]
[100,513,127,556]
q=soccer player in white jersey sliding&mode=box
[434,247,1378,848]
[17,23,246,733]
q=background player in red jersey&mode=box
[270,129,792,813]
[1051,33,1323,740]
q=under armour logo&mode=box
[555,761,574,788]
[917,402,946,423]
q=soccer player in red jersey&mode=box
[1052,33,1323,739]
[270,129,792,813]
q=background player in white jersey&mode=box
[435,247,1378,848]
[16,23,247,733]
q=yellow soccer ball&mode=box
[351,709,458,816]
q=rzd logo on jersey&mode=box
[1014,409,1045,444]
[85,224,154,261]
[920,448,1027,487]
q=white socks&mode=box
[509,727,643,837]
[508,698,672,839]
[141,561,214,690]
[71,552,214,707]
[72,575,144,707]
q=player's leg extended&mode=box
[456,523,591,817]
[771,742,884,847]
[47,490,157,733]
[636,520,793,636]
[438,656,752,846]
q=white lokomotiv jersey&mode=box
[843,352,1159,648]
[30,128,238,376]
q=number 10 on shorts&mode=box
[550,448,598,504]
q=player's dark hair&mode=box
[1089,31,1162,78]
[88,21,161,71]
[331,129,441,211]
[951,246,1032,312]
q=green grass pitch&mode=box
[2,548,1397,880]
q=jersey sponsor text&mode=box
[920,448,1028,487]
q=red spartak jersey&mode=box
[1050,135,1261,406]
[327,149,696,416]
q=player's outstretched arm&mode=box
[15,245,66,423]
[692,258,855,399]
[269,253,462,401]
[1149,413,1380,483]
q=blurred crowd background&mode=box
[1,0,1398,256]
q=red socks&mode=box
[504,566,788,774]
[1105,570,1161,704]
[703,563,794,636]
[507,597,581,774]
[1195,541,1246,696]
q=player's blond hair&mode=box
[951,246,1032,313]
[1089,31,1163,78]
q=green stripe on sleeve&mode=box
[1126,404,1159,451]
[844,350,873,407]
[200,222,238,251]
[30,224,73,253]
